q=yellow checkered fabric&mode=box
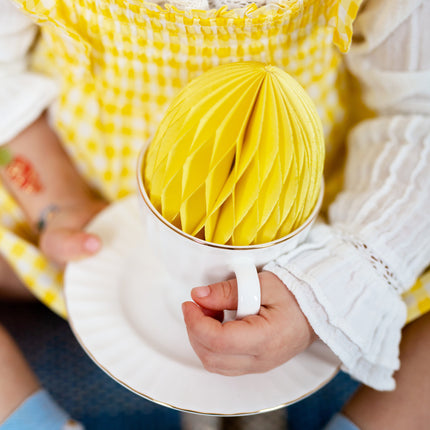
[3,0,429,323]
[403,272,430,324]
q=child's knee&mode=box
[0,256,33,301]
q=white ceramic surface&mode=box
[65,196,340,416]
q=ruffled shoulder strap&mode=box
[12,0,60,24]
[11,0,92,63]
[11,0,88,45]
[325,0,363,53]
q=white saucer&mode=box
[64,196,340,416]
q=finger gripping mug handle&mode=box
[234,262,261,319]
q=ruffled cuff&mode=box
[264,222,407,391]
[0,72,58,145]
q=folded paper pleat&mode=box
[144,62,325,245]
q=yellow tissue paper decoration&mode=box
[144,62,325,246]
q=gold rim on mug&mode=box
[136,142,324,250]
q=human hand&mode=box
[182,271,317,376]
[38,199,107,267]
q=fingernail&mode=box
[84,236,100,253]
[193,286,210,298]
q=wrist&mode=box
[0,114,103,227]
[36,204,61,233]
[36,198,107,235]
[287,284,319,345]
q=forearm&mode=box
[0,113,99,228]
[266,0,430,390]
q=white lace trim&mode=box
[263,222,407,390]
[334,230,403,294]
[153,0,269,10]
[210,0,267,9]
[265,260,405,391]
[168,0,210,10]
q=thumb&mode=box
[40,228,101,265]
[191,278,238,311]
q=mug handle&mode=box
[233,262,261,319]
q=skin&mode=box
[343,312,430,430]
[0,114,107,266]
[0,114,106,422]
[0,195,104,423]
[182,271,317,376]
[183,275,430,430]
[1,114,429,429]
[0,324,40,423]
[0,257,34,302]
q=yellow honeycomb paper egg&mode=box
[143,62,325,246]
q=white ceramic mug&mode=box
[137,146,323,319]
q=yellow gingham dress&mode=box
[2,0,430,320]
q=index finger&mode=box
[182,301,267,355]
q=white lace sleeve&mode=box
[0,0,57,145]
[265,0,430,391]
